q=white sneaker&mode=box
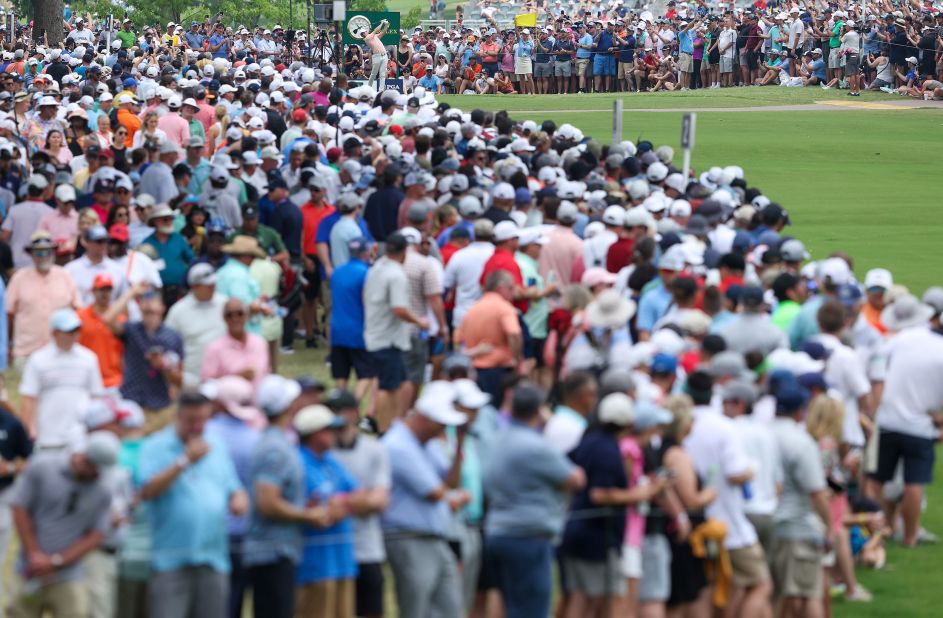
[680,87,689,91]
[821,84,831,90]
[880,86,894,94]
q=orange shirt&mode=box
[455,292,522,369]
[861,303,888,335]
[77,305,125,388]
[301,201,336,256]
[117,108,142,148]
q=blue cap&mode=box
[206,219,227,235]
[633,400,673,430]
[756,230,781,248]
[85,224,109,242]
[347,236,369,255]
[799,341,829,361]
[797,372,828,392]
[514,187,532,205]
[836,283,863,308]
[122,77,138,87]
[354,171,375,191]
[50,308,82,332]
[437,158,460,172]
[191,21,200,27]
[650,353,678,375]
[767,368,797,394]
[732,230,753,254]
[776,384,810,414]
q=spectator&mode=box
[164,264,228,387]
[215,235,269,336]
[0,398,32,606]
[7,432,119,617]
[141,204,194,306]
[485,382,586,618]
[1,174,53,269]
[137,389,248,618]
[77,273,124,390]
[329,238,376,399]
[65,224,126,305]
[201,298,271,389]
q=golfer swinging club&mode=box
[366,19,391,91]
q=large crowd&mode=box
[0,6,940,618]
[354,0,943,97]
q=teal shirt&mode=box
[215,259,262,334]
[516,251,548,339]
[789,295,825,350]
[142,232,193,286]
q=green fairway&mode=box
[438,93,943,292]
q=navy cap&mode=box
[797,372,828,392]
[767,368,797,394]
[296,375,325,392]
[799,341,829,361]
[836,283,863,307]
[323,388,358,411]
[740,285,765,307]
[650,353,678,375]
[776,384,810,414]
[514,187,532,205]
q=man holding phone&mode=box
[208,22,230,60]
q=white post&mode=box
[680,112,696,181]
[612,99,623,145]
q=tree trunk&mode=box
[33,0,64,46]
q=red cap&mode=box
[388,124,404,136]
[291,109,308,123]
[93,273,114,289]
[325,147,341,163]
[108,223,130,242]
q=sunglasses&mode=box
[224,310,246,318]
[31,249,53,257]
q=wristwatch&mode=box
[50,553,64,568]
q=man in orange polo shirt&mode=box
[455,270,523,406]
[78,273,124,390]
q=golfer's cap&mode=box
[187,262,218,286]
[54,184,76,202]
[632,400,673,429]
[50,308,82,332]
[598,393,634,426]
[864,268,893,290]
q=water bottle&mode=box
[637,475,651,517]
[741,480,753,501]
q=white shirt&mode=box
[19,342,104,448]
[164,292,229,387]
[543,407,587,455]
[720,28,738,58]
[111,250,163,289]
[788,19,805,49]
[684,404,758,549]
[443,241,494,329]
[708,224,736,255]
[64,255,127,306]
[875,327,943,440]
[735,415,782,516]
[815,332,871,447]
[582,230,617,270]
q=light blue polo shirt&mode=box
[381,420,451,535]
[137,427,242,573]
[636,281,673,333]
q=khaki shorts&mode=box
[771,539,823,599]
[575,58,590,75]
[618,61,634,79]
[143,404,176,435]
[679,52,694,73]
[295,578,355,618]
[828,47,842,69]
[8,578,88,618]
[720,56,734,73]
[729,542,770,588]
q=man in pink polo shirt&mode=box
[200,297,271,390]
[157,96,191,149]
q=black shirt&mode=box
[0,406,32,490]
[363,185,406,241]
[482,206,513,225]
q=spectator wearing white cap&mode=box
[22,94,65,152]
[444,219,496,330]
[789,256,852,349]
[382,381,467,618]
[7,431,118,617]
[539,199,584,286]
[636,245,686,341]
[1,174,54,269]
[21,309,97,453]
[157,96,191,149]
[164,264,228,387]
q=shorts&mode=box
[844,53,860,76]
[575,58,591,75]
[330,346,377,380]
[554,60,572,76]
[667,533,706,606]
[617,61,634,79]
[524,336,545,366]
[535,61,554,77]
[303,256,321,300]
[745,50,759,70]
[593,54,616,76]
[370,347,407,390]
[482,61,499,76]
[729,543,770,588]
[621,544,642,578]
[771,539,823,599]
[720,56,734,73]
[514,57,532,75]
[355,562,384,618]
[868,428,936,485]
[638,534,671,603]
[562,549,626,597]
[679,52,694,73]
[828,47,842,69]
[402,333,430,384]
[872,78,893,88]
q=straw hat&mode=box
[222,235,265,258]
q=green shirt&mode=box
[116,30,136,49]
[231,224,286,257]
[188,118,206,143]
[829,22,843,49]
[772,299,801,331]
[515,251,548,339]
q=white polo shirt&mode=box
[735,415,783,516]
[684,404,758,550]
[443,241,494,329]
[165,292,229,387]
[19,342,104,449]
[112,250,163,289]
[64,255,127,306]
[875,327,943,440]
[815,332,871,447]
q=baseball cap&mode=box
[108,224,130,243]
[452,379,491,409]
[92,273,114,289]
[493,221,521,242]
[779,238,810,262]
[50,308,81,332]
[598,393,635,426]
[557,201,580,223]
[256,374,303,417]
[85,225,109,242]
[293,404,345,435]
[650,353,678,375]
[721,380,757,405]
[187,262,218,286]
[415,381,467,426]
[492,182,515,201]
[776,384,810,414]
[602,205,626,226]
[632,400,673,429]
[27,174,49,189]
[818,257,852,286]
[864,268,893,290]
[54,184,77,202]
[323,388,359,412]
[84,431,121,469]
